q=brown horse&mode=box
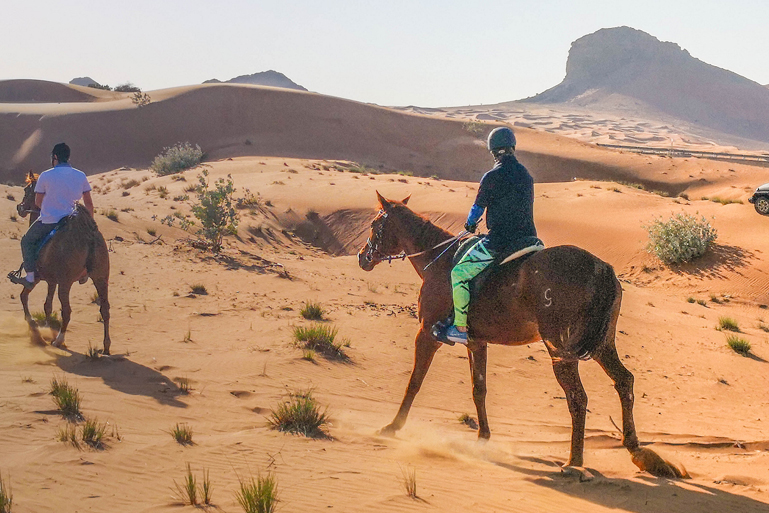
[14,172,112,354]
[358,192,685,478]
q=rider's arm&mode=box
[35,192,44,210]
[82,191,94,217]
[464,204,484,232]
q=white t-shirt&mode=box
[34,164,92,224]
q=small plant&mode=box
[644,212,717,265]
[190,284,207,295]
[81,417,107,449]
[157,186,169,199]
[57,423,79,448]
[300,301,324,320]
[6,193,15,201]
[758,321,769,333]
[302,349,316,362]
[710,293,722,304]
[191,170,239,252]
[85,343,100,360]
[293,324,347,360]
[9,214,16,222]
[151,142,203,176]
[696,299,707,306]
[131,91,151,107]
[146,227,157,237]
[173,194,189,202]
[122,179,140,189]
[104,209,119,222]
[462,120,486,136]
[727,335,751,356]
[200,468,213,505]
[171,423,194,445]
[175,376,192,394]
[400,465,418,499]
[366,281,378,293]
[718,316,740,332]
[269,389,329,437]
[183,183,198,193]
[0,472,12,513]
[235,472,278,513]
[686,297,695,303]
[50,376,82,419]
[183,328,192,343]
[174,463,198,506]
[31,311,61,330]
[237,189,262,210]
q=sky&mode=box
[3,0,768,107]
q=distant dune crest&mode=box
[526,26,769,143]
[203,70,307,91]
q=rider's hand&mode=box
[464,222,477,233]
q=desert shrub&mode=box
[122,179,140,189]
[462,120,486,136]
[31,311,61,330]
[269,389,328,437]
[293,324,347,360]
[190,284,207,295]
[157,186,169,199]
[171,423,193,445]
[0,472,12,513]
[81,417,107,449]
[726,335,751,356]
[88,83,112,91]
[300,301,324,320]
[114,82,141,93]
[50,376,81,419]
[161,211,194,231]
[57,423,79,448]
[236,472,278,513]
[237,189,261,209]
[151,142,203,176]
[174,463,197,505]
[644,212,717,264]
[104,209,119,222]
[191,171,239,252]
[718,317,740,332]
[131,91,151,107]
[146,227,157,237]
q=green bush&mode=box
[293,324,347,360]
[269,389,328,438]
[644,212,717,264]
[151,142,203,176]
[191,171,239,252]
[300,301,324,320]
[726,335,751,356]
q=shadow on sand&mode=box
[490,454,769,513]
[29,325,187,408]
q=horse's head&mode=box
[358,191,411,271]
[17,170,39,219]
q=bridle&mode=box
[17,181,40,217]
[363,210,468,267]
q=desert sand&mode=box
[3,82,769,512]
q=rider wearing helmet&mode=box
[9,143,94,289]
[438,126,536,345]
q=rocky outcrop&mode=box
[69,77,101,88]
[526,27,769,143]
[203,70,307,91]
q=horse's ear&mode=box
[401,195,411,205]
[376,191,391,211]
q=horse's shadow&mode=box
[490,454,769,512]
[29,326,187,408]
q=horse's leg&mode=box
[549,355,588,467]
[380,328,440,436]
[468,342,490,440]
[43,282,56,326]
[93,277,111,355]
[20,286,33,323]
[52,282,72,348]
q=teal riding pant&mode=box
[21,219,57,272]
[450,238,496,327]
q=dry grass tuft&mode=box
[293,324,348,361]
[0,472,12,513]
[235,472,278,513]
[173,463,197,505]
[400,465,418,499]
[727,335,751,356]
[171,423,194,445]
[718,316,740,332]
[50,376,82,419]
[269,389,329,438]
[300,301,324,320]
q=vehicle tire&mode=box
[755,197,769,215]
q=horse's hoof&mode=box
[631,448,690,479]
[377,425,398,437]
[562,466,595,482]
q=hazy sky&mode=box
[3,0,768,107]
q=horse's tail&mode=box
[572,259,620,360]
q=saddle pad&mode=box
[500,236,545,265]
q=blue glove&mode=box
[464,222,477,233]
[465,204,484,234]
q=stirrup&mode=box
[431,318,468,346]
[8,271,34,289]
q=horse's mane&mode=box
[391,204,453,250]
[25,172,39,184]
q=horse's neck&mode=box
[395,211,453,280]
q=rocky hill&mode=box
[69,77,100,88]
[525,26,769,143]
[204,70,307,91]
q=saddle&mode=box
[453,235,543,295]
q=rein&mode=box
[364,210,468,266]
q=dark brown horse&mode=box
[14,172,112,354]
[358,192,685,478]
